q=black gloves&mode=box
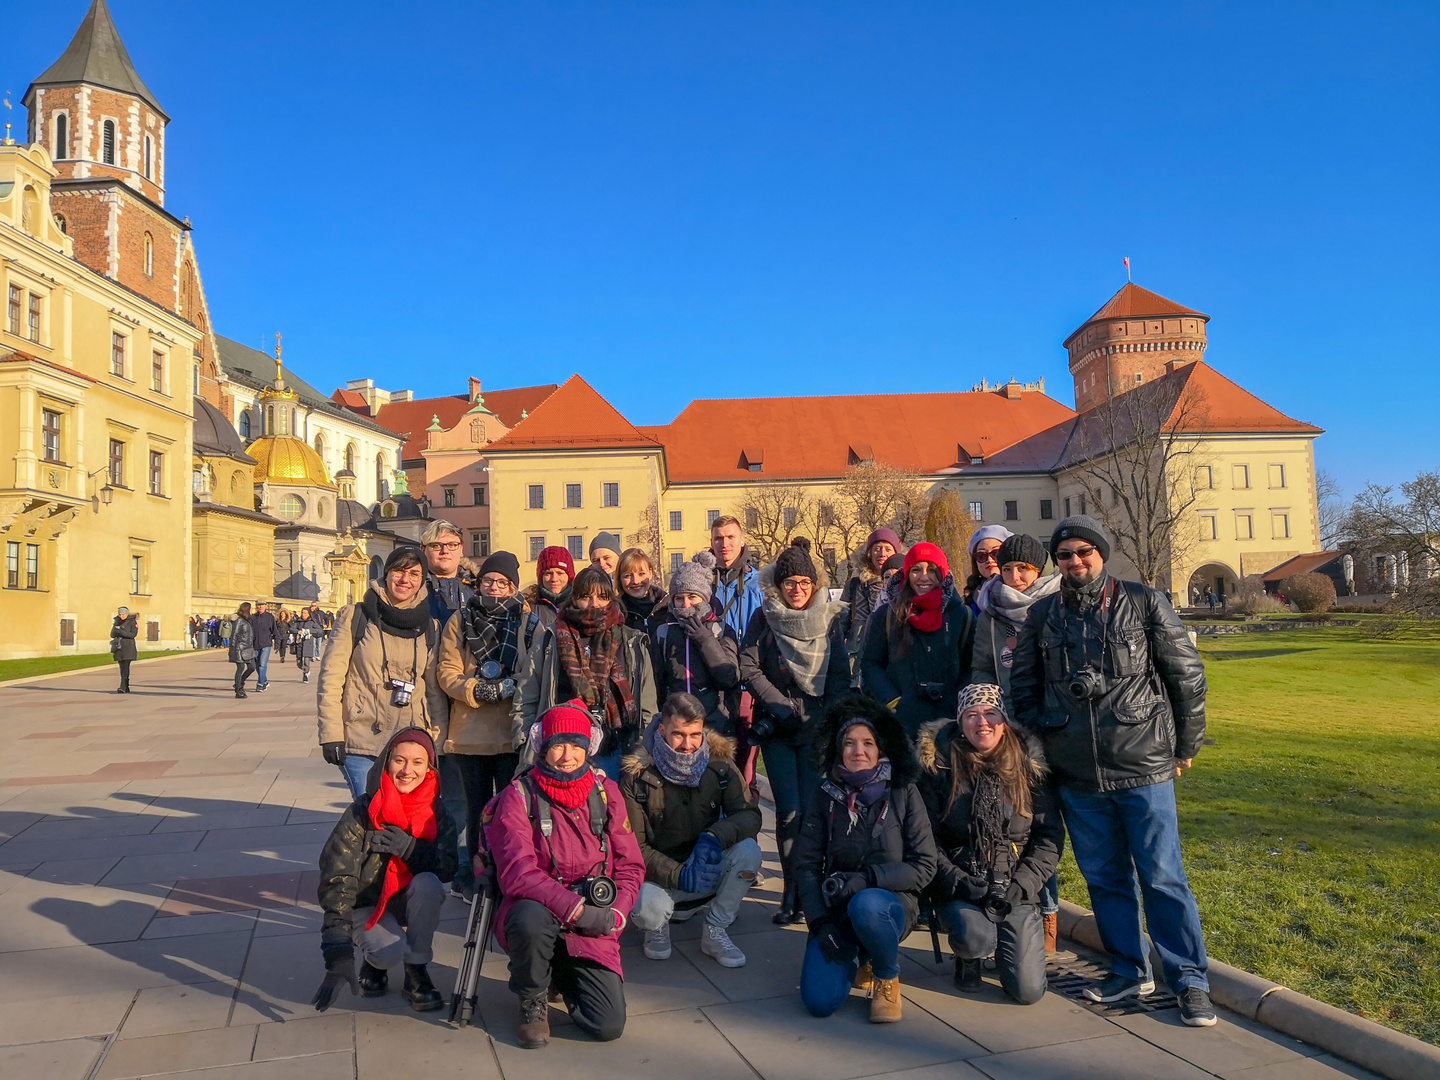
[311,951,357,1012]
[571,905,616,936]
[321,742,347,767]
[367,824,416,862]
[813,920,854,967]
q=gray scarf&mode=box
[645,722,710,788]
[763,594,845,698]
[976,573,1062,634]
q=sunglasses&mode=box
[1056,545,1098,562]
[973,552,1001,565]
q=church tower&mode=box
[1063,283,1209,413]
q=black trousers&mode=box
[504,899,625,1042]
[442,753,519,888]
[117,659,132,691]
[233,660,256,692]
[940,900,1048,1005]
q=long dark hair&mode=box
[947,724,1035,819]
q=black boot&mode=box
[954,957,984,993]
[404,963,443,1011]
[358,960,388,997]
[772,882,803,926]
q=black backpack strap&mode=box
[350,604,368,650]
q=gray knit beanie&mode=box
[669,551,716,601]
[1050,514,1111,561]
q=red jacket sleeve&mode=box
[490,782,584,925]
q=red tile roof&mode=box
[338,383,558,462]
[331,388,367,409]
[646,389,1077,483]
[1168,363,1322,435]
[484,375,662,452]
[1063,283,1208,349]
[1262,551,1342,582]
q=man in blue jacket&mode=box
[250,601,278,691]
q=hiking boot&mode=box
[517,995,550,1048]
[870,975,902,1023]
[853,960,875,993]
[643,921,672,960]
[1178,987,1218,1027]
[772,883,803,925]
[953,957,983,993]
[358,960,388,997]
[701,923,746,968]
[1043,912,1058,955]
[403,963,443,1011]
[1082,972,1155,1003]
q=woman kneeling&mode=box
[795,698,937,1023]
[313,728,457,1013]
[488,701,646,1049]
[917,684,1062,1004]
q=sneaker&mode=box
[302,673,310,683]
[701,923,746,968]
[1082,972,1156,1003]
[643,922,672,960]
[1178,987,1218,1027]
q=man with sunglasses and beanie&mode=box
[1009,514,1215,1028]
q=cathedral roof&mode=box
[245,435,337,490]
[192,397,254,462]
[26,0,167,119]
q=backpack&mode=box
[350,603,439,654]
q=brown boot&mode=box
[1044,913,1058,955]
[852,960,875,993]
[870,975,902,1023]
[517,995,550,1049]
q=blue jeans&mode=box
[760,736,820,882]
[255,646,272,686]
[800,888,906,1017]
[340,753,376,799]
[1059,781,1209,992]
[1040,872,1059,916]
[631,838,764,930]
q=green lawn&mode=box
[0,650,188,684]
[1056,624,1440,1044]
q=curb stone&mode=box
[1057,899,1440,1080]
[0,649,201,688]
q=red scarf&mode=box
[365,768,439,930]
[908,587,945,633]
[533,762,596,809]
[554,601,633,730]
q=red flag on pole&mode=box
[1123,257,1131,281]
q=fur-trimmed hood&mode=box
[916,716,1047,783]
[620,720,738,782]
[756,552,832,600]
[814,696,920,789]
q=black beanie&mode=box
[881,552,905,575]
[1050,514,1111,562]
[998,534,1048,572]
[479,550,521,587]
[773,537,818,584]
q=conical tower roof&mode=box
[25,0,167,118]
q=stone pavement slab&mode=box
[969,1030,1216,1079]
[0,1036,103,1079]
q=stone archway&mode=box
[1186,562,1241,608]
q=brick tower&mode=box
[1063,283,1210,413]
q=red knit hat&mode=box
[539,699,594,753]
[903,541,950,580]
[536,545,575,583]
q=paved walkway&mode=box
[0,650,1378,1080]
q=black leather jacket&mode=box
[1010,575,1206,793]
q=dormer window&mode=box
[740,447,764,473]
[847,443,874,466]
[102,120,116,165]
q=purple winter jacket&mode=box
[488,773,645,977]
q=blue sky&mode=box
[11,2,1437,497]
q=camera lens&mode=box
[587,875,617,907]
[479,660,501,680]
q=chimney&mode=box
[1004,380,1023,401]
[468,376,483,403]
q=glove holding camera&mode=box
[821,870,869,910]
[571,904,617,937]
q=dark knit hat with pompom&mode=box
[774,537,818,583]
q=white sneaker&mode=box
[643,922,672,960]
[701,923,746,968]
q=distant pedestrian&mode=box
[1206,588,1217,614]
[230,603,257,698]
[110,607,138,693]
[295,603,326,684]
[251,601,278,692]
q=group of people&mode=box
[309,511,1217,1046]
[224,600,329,697]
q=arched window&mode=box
[239,411,251,439]
[143,136,153,179]
[317,498,330,523]
[53,213,66,234]
[143,233,154,276]
[376,453,388,499]
[344,443,356,473]
[313,433,325,460]
[290,407,298,436]
[266,405,275,435]
[102,120,116,165]
[278,494,305,520]
[54,114,68,160]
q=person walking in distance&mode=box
[111,606,139,693]
[295,603,326,684]
[229,603,257,699]
[250,600,278,692]
[1010,515,1216,1027]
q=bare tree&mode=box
[1062,375,1212,590]
[1342,473,1440,610]
[731,483,816,565]
[626,498,662,573]
[828,461,933,572]
[1316,469,1345,549]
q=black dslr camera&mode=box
[1067,666,1104,701]
[388,678,415,708]
[916,681,947,704]
[980,875,1012,923]
[575,874,617,907]
[750,715,775,741]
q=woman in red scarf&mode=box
[313,728,458,1013]
[860,542,975,739]
[489,700,646,1049]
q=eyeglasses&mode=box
[780,578,813,589]
[424,541,462,552]
[1056,545,1098,562]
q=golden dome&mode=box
[246,435,337,489]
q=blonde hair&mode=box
[617,548,653,579]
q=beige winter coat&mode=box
[316,581,448,756]
[434,605,529,756]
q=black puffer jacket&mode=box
[227,616,255,664]
[110,615,138,662]
[651,615,740,735]
[316,730,458,962]
[1009,574,1207,793]
[916,719,1063,908]
[794,698,938,935]
[738,606,850,747]
[860,576,975,738]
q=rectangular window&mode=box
[146,619,161,643]
[1077,493,1087,515]
[5,542,18,588]
[1272,512,1290,539]
[108,439,125,487]
[443,486,457,508]
[151,350,165,392]
[472,485,486,506]
[706,509,721,529]
[745,508,759,530]
[42,409,61,463]
[1236,513,1254,540]
[24,545,38,590]
[669,510,683,531]
[1195,466,1213,490]
[968,501,984,522]
[565,483,582,509]
[192,364,199,396]
[148,450,164,495]
[1232,464,1250,490]
[1004,500,1019,521]
[783,506,798,528]
[27,294,41,343]
[602,482,620,507]
[470,529,490,559]
[1268,463,1286,489]
[527,484,544,510]
[111,332,127,377]
[6,285,19,334]
[528,536,546,561]
[1198,513,1217,541]
[1039,499,1054,520]
[131,554,143,595]
[1063,497,1072,517]
[670,552,684,576]
[567,535,585,561]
